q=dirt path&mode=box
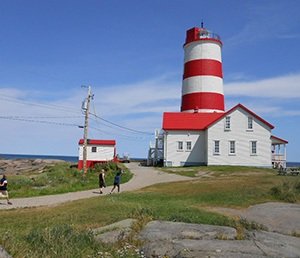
[0,162,193,210]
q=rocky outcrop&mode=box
[93,220,300,258]
[139,221,300,258]
[0,159,66,175]
[93,219,137,244]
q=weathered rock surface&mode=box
[138,221,300,258]
[93,219,137,244]
[0,159,67,175]
[0,246,12,258]
[211,202,300,236]
[94,220,300,258]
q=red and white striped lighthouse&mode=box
[181,26,224,113]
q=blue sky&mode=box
[0,0,300,161]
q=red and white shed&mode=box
[78,139,116,169]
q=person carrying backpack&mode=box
[110,167,123,194]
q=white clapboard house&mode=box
[78,139,116,169]
[162,104,287,167]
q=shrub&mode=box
[270,180,299,203]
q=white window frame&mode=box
[229,141,236,155]
[213,140,220,155]
[91,146,97,153]
[250,141,257,155]
[225,116,231,131]
[186,141,192,151]
[247,116,253,131]
[177,141,183,151]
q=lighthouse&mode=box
[155,25,288,168]
[181,26,224,113]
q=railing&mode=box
[272,154,286,162]
[199,30,221,41]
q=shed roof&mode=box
[271,135,288,144]
[78,139,116,146]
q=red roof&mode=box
[162,103,275,131]
[78,139,116,146]
[163,112,223,130]
[271,135,288,144]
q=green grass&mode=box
[9,162,133,197]
[1,164,300,257]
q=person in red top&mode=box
[0,175,12,205]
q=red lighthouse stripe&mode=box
[183,59,223,79]
[181,92,224,112]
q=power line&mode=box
[90,113,153,136]
[0,115,83,119]
[89,125,151,140]
[0,94,81,114]
[0,116,81,127]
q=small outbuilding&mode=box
[78,139,116,169]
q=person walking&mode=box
[99,169,106,194]
[110,168,123,194]
[0,175,12,205]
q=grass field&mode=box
[0,164,299,257]
[8,162,132,197]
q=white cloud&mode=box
[226,2,300,47]
[225,73,300,99]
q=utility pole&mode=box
[82,85,92,175]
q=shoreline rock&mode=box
[0,158,70,175]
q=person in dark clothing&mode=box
[0,175,12,205]
[99,169,106,194]
[110,168,123,194]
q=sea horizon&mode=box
[0,153,78,162]
[0,153,299,167]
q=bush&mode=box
[270,180,300,203]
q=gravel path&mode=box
[0,162,192,210]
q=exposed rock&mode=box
[138,221,300,258]
[0,246,12,258]
[93,219,137,244]
[0,159,67,175]
[210,202,300,236]
[139,221,237,241]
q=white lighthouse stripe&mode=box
[182,76,224,95]
[184,41,222,63]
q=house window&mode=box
[91,146,97,152]
[214,140,220,155]
[250,141,257,155]
[186,141,192,151]
[177,141,183,151]
[248,117,253,130]
[225,116,231,130]
[229,141,236,155]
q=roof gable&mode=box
[220,103,274,129]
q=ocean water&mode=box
[0,153,298,167]
[0,153,78,163]
[287,162,300,167]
